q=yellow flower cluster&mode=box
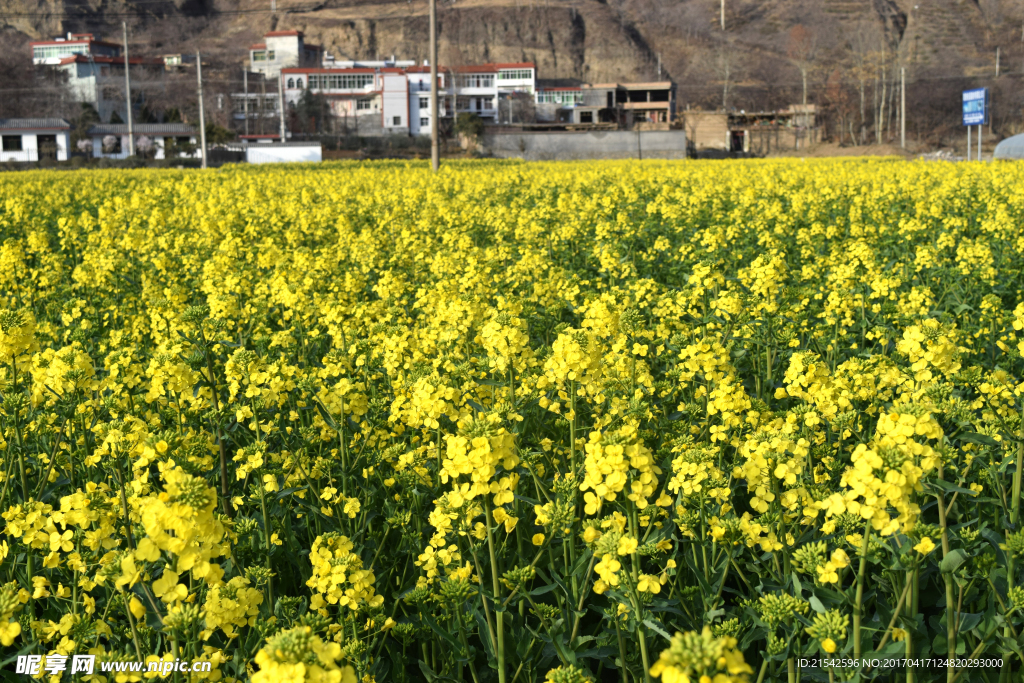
[252,626,356,683]
[649,626,753,683]
[580,424,660,515]
[307,533,384,612]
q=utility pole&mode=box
[197,51,208,169]
[278,75,286,140]
[996,46,1000,77]
[657,53,662,80]
[122,22,135,157]
[720,0,725,30]
[900,66,905,149]
[244,70,249,136]
[430,0,440,171]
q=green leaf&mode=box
[940,549,969,574]
[928,478,979,497]
[314,399,339,431]
[809,595,826,614]
[959,432,999,447]
[418,660,437,682]
[421,613,460,649]
[643,618,674,642]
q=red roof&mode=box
[265,30,303,37]
[491,62,536,70]
[250,43,267,50]
[281,67,405,74]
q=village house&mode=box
[86,123,199,159]
[0,119,71,162]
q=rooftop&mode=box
[88,123,197,135]
[0,118,71,130]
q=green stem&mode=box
[485,499,506,683]
[853,523,870,662]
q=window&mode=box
[252,50,266,62]
[307,75,318,89]
[356,99,372,110]
[267,51,275,61]
[392,116,402,126]
[296,78,304,89]
[318,73,375,90]
[33,44,89,61]
[498,69,532,80]
[458,74,494,89]
[419,97,429,110]
[420,117,429,127]
[287,78,294,88]
[2,135,22,152]
[537,90,583,105]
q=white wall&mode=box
[382,74,409,133]
[0,131,69,162]
[90,134,198,159]
[246,144,322,163]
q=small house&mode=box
[87,123,200,159]
[0,119,71,162]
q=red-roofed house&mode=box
[31,33,120,65]
[52,54,166,123]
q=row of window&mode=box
[498,69,532,80]
[457,74,494,89]
[2,134,60,157]
[232,96,280,113]
[33,45,90,60]
[537,91,584,104]
[251,50,276,62]
[302,73,375,90]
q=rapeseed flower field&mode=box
[0,158,1022,683]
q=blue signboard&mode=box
[963,88,988,126]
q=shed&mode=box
[86,123,200,159]
[0,119,71,162]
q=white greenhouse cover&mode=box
[994,134,1024,160]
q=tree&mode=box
[787,25,817,107]
[205,123,236,145]
[136,135,154,158]
[455,113,484,139]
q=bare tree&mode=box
[847,22,883,145]
[787,25,817,106]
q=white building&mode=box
[87,123,199,159]
[282,67,412,134]
[404,67,447,136]
[249,31,321,80]
[452,63,535,123]
[29,34,165,123]
[52,55,163,123]
[0,119,71,162]
[259,57,534,136]
[31,33,120,65]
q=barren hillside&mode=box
[3,0,1024,140]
